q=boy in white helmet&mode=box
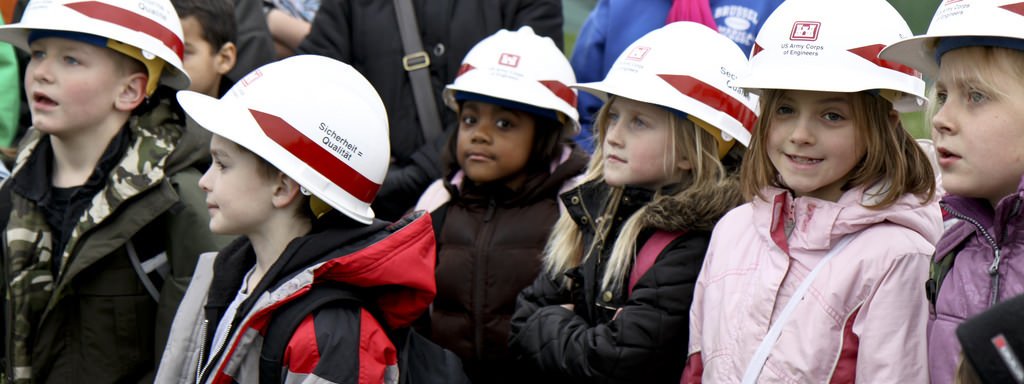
[0,0,228,382]
[158,54,467,384]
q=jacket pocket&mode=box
[74,255,156,380]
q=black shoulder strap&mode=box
[393,0,443,143]
[429,203,448,239]
[259,284,366,384]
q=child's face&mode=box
[766,90,865,202]
[199,135,279,236]
[602,97,685,189]
[455,101,536,189]
[932,48,1024,206]
[182,16,233,97]
[25,37,138,136]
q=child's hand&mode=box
[560,303,574,311]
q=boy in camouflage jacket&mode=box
[0,0,228,382]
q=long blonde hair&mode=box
[543,96,729,292]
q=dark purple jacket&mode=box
[929,174,1024,384]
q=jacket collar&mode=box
[754,184,942,253]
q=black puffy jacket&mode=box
[509,178,743,384]
[298,0,563,220]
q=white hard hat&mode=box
[177,55,390,224]
[732,0,927,112]
[573,21,759,151]
[444,26,580,135]
[0,0,190,93]
[880,0,1024,78]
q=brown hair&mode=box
[740,89,936,208]
[228,141,315,221]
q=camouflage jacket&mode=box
[0,96,229,384]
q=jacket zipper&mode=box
[942,203,1003,306]
[197,320,234,384]
[194,319,208,384]
[474,197,498,359]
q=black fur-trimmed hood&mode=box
[640,174,743,232]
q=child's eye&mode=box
[495,119,513,129]
[30,50,45,60]
[822,112,845,122]
[63,56,80,65]
[934,91,947,106]
[460,115,478,126]
[775,105,794,115]
[629,117,648,130]
[968,90,987,104]
[607,112,619,123]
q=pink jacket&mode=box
[687,185,942,383]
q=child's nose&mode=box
[788,118,815,145]
[931,103,958,136]
[470,125,493,143]
[29,59,54,83]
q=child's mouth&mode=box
[787,154,822,164]
[33,93,57,107]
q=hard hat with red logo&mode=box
[573,21,759,157]
[880,0,1024,78]
[732,0,927,112]
[177,55,390,224]
[443,26,580,135]
[0,0,190,94]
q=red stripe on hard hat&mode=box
[1001,2,1024,15]
[249,109,381,204]
[64,1,184,59]
[751,42,764,57]
[538,80,577,107]
[657,74,757,133]
[456,63,475,77]
[847,44,920,78]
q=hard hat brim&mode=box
[879,35,941,79]
[444,71,581,135]
[573,76,754,147]
[0,21,191,90]
[177,90,377,225]
[733,49,927,112]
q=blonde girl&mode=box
[880,1,1024,383]
[685,0,942,382]
[509,22,757,384]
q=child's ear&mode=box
[114,72,147,111]
[888,108,901,128]
[677,157,693,172]
[215,42,237,76]
[271,173,303,209]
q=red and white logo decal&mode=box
[499,53,521,67]
[241,70,263,87]
[790,21,821,41]
[626,46,651,61]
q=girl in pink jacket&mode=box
[684,0,942,382]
